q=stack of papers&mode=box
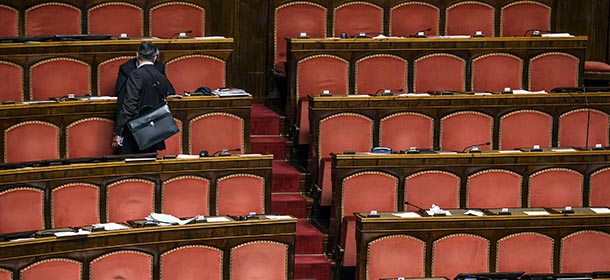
[212,88,250,97]
[392,212,421,218]
[146,213,201,225]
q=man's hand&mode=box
[111,135,123,149]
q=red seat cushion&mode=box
[585,61,610,72]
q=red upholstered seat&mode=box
[150,2,204,38]
[162,176,210,217]
[295,55,348,144]
[51,183,99,228]
[561,231,610,272]
[5,121,59,163]
[0,4,18,36]
[216,174,265,216]
[367,235,426,279]
[25,2,81,36]
[90,250,152,280]
[471,53,523,92]
[432,234,490,279]
[161,245,223,280]
[445,1,495,36]
[157,118,182,158]
[379,112,434,151]
[497,232,554,273]
[529,52,579,91]
[21,258,82,280]
[0,268,11,280]
[528,168,583,208]
[501,1,551,37]
[499,110,552,150]
[166,55,225,95]
[88,2,143,37]
[0,60,24,102]
[30,58,90,101]
[0,187,44,234]
[405,170,460,211]
[585,61,610,72]
[189,112,244,155]
[466,169,522,209]
[558,109,609,148]
[440,111,493,152]
[333,2,383,37]
[589,167,610,207]
[230,241,288,280]
[98,56,131,96]
[390,1,440,37]
[355,54,408,95]
[66,118,114,159]
[414,53,466,93]
[106,179,155,223]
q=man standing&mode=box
[111,42,175,154]
[114,45,175,97]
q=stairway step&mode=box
[272,160,302,193]
[294,254,332,280]
[271,193,307,219]
[251,104,281,135]
[251,136,286,160]
[296,220,324,254]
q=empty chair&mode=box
[0,60,24,102]
[589,167,610,207]
[440,111,493,152]
[20,258,82,280]
[66,118,114,158]
[333,2,383,37]
[5,121,59,163]
[414,53,466,93]
[0,187,44,234]
[529,52,579,92]
[499,110,552,150]
[162,176,210,217]
[445,1,495,36]
[106,179,155,223]
[157,119,183,157]
[216,174,265,216]
[390,1,440,37]
[166,55,225,95]
[466,169,522,209]
[189,112,244,155]
[0,4,17,37]
[501,1,551,37]
[90,250,153,280]
[230,241,288,280]
[30,58,90,101]
[558,108,609,148]
[432,234,490,279]
[471,53,523,92]
[355,54,408,95]
[150,2,204,38]
[98,56,131,96]
[161,245,223,280]
[88,2,143,37]
[0,268,11,280]
[497,232,553,273]
[561,231,610,272]
[528,168,583,208]
[367,235,426,279]
[405,170,460,211]
[379,112,434,151]
[51,183,100,228]
[25,2,81,36]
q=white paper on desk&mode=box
[194,36,226,39]
[498,150,522,153]
[206,217,231,222]
[551,147,577,152]
[427,210,452,216]
[55,229,91,237]
[524,211,550,215]
[591,207,610,214]
[437,151,458,155]
[85,96,117,101]
[93,222,129,231]
[541,33,573,37]
[474,92,493,96]
[465,210,484,217]
[345,94,370,98]
[398,93,430,97]
[266,215,293,220]
[176,154,200,159]
[392,212,421,218]
[512,90,547,94]
[238,153,263,157]
[9,238,36,242]
[147,213,200,225]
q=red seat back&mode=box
[25,2,81,36]
[497,232,553,273]
[90,250,153,280]
[333,2,383,37]
[150,2,204,38]
[189,113,244,155]
[589,167,610,207]
[367,235,426,279]
[230,241,288,280]
[52,183,100,228]
[161,245,223,280]
[499,110,552,150]
[390,2,439,37]
[561,231,610,272]
[446,2,495,36]
[98,56,131,96]
[216,174,265,216]
[558,109,609,148]
[501,1,551,37]
[157,118,182,158]
[528,168,583,207]
[66,118,114,159]
[0,268,11,280]
[379,112,434,151]
[20,258,82,280]
[166,55,225,95]
[88,2,143,37]
[405,170,460,211]
[467,169,522,208]
[0,60,24,102]
[162,176,210,217]
[440,111,493,152]
[5,121,59,163]
[30,58,90,101]
[414,53,465,93]
[106,179,155,223]
[529,52,579,91]
[355,54,408,95]
[472,53,523,92]
[0,4,18,36]
[432,234,490,279]
[274,2,326,66]
[0,187,44,234]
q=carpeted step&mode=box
[296,220,324,254]
[294,254,332,280]
[271,193,307,219]
[272,160,302,193]
[251,136,286,160]
[251,104,281,135]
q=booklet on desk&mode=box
[212,88,250,97]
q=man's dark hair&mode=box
[138,41,159,61]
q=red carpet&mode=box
[294,255,332,280]
[272,161,302,192]
[271,193,307,219]
[251,104,281,135]
[296,220,324,254]
[251,136,286,159]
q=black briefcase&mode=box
[127,103,179,150]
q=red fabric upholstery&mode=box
[157,118,182,158]
[472,53,523,92]
[230,241,288,280]
[340,218,358,267]
[166,55,225,95]
[217,174,265,216]
[585,61,610,72]
[90,250,152,280]
[275,2,326,65]
[390,2,439,37]
[367,235,426,279]
[189,113,244,155]
[150,2,204,38]
[414,53,465,92]
[405,171,460,211]
[529,52,579,91]
[0,4,17,37]
[432,234,490,279]
[0,60,23,102]
[379,112,434,151]
[52,183,99,228]
[561,231,610,272]
[467,169,522,208]
[590,168,610,207]
[296,55,348,144]
[501,1,551,37]
[497,232,553,273]
[528,168,583,207]
[333,2,383,37]
[446,2,495,36]
[440,111,493,152]
[106,179,154,223]
[88,2,143,37]
[499,110,552,150]
[162,176,209,217]
[5,121,59,163]
[21,259,81,280]
[66,118,114,159]
[30,58,90,101]
[0,187,44,234]
[25,2,81,36]
[0,268,11,280]
[558,109,609,147]
[161,245,223,280]
[98,57,131,96]
[355,54,408,95]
